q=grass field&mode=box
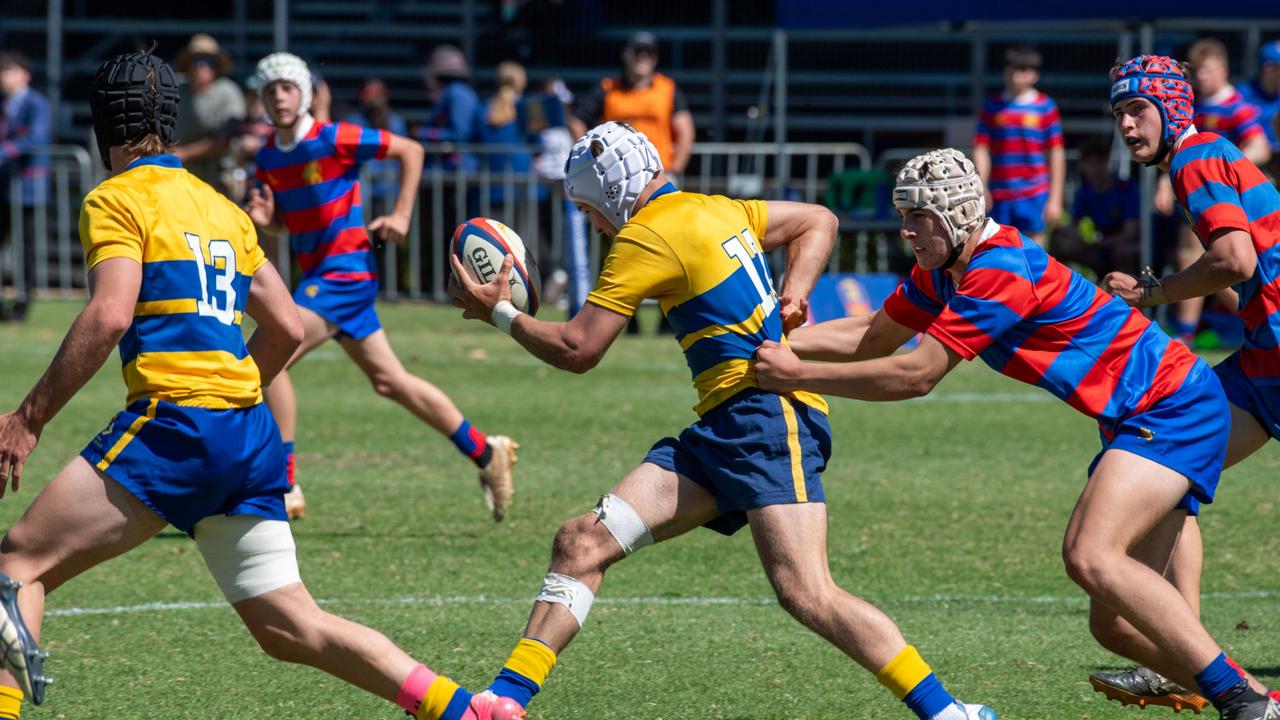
[0,299,1276,720]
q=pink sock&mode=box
[396,664,438,714]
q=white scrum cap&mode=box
[248,52,313,114]
[892,148,986,249]
[563,121,663,228]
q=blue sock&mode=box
[439,687,474,720]
[449,419,492,467]
[489,668,540,708]
[1171,318,1197,337]
[1195,653,1245,700]
[903,673,957,720]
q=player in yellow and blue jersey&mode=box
[0,51,522,720]
[450,121,996,720]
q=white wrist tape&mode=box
[492,300,523,335]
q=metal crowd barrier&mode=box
[13,140,894,304]
[4,144,95,295]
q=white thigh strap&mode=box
[194,515,301,604]
[535,572,594,627]
[593,493,653,555]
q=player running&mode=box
[752,147,1279,720]
[244,53,517,521]
[449,121,997,720]
[1085,54,1280,715]
[0,51,522,720]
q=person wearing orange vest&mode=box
[571,31,694,175]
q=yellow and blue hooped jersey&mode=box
[587,189,827,416]
[79,155,266,408]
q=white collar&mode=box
[978,217,1001,243]
[275,114,315,152]
[1205,85,1235,106]
[1003,89,1039,104]
[1173,125,1198,152]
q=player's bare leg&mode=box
[480,463,719,710]
[1062,448,1268,710]
[340,329,519,520]
[264,306,337,520]
[1089,402,1273,710]
[749,503,906,671]
[0,457,170,703]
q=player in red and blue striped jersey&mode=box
[756,147,1279,720]
[1189,39,1271,166]
[1094,55,1280,717]
[972,46,1065,246]
[244,53,519,523]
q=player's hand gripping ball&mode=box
[451,218,540,315]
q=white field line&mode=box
[45,589,1278,619]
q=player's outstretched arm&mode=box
[450,254,629,373]
[368,135,425,244]
[0,258,141,492]
[1103,228,1255,308]
[760,201,837,331]
[755,332,961,402]
[245,261,305,385]
[787,308,917,362]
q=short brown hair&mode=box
[1005,45,1042,70]
[124,134,171,157]
[1188,38,1229,69]
[0,52,30,72]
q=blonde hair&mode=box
[124,134,171,157]
[1188,38,1229,69]
[487,61,527,127]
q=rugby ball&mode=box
[451,217,540,315]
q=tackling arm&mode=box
[786,309,918,362]
[755,331,963,401]
[0,257,141,489]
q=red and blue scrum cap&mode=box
[1109,55,1195,148]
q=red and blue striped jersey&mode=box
[1171,131,1280,381]
[882,221,1199,424]
[974,91,1063,202]
[255,120,390,280]
[1194,87,1266,150]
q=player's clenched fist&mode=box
[753,339,806,392]
[1102,272,1144,308]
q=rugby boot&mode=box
[1211,680,1280,720]
[415,690,525,720]
[0,572,50,704]
[284,482,306,520]
[1090,666,1208,713]
[477,436,518,521]
[952,702,998,719]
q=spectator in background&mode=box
[1238,40,1280,166]
[972,45,1065,247]
[1051,137,1140,277]
[479,62,534,206]
[418,44,480,171]
[346,78,408,213]
[1188,38,1270,165]
[173,34,245,196]
[0,51,49,323]
[572,31,695,176]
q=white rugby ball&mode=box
[451,217,540,315]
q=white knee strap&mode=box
[536,572,594,627]
[194,515,301,604]
[593,493,653,555]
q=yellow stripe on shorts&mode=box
[778,396,807,503]
[96,398,159,471]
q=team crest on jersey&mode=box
[1202,115,1218,129]
[303,160,324,186]
[305,284,319,298]
[1021,113,1040,128]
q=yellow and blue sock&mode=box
[398,664,473,720]
[488,637,558,709]
[876,645,958,720]
[0,685,22,719]
[450,420,492,468]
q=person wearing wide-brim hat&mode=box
[173,33,245,195]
